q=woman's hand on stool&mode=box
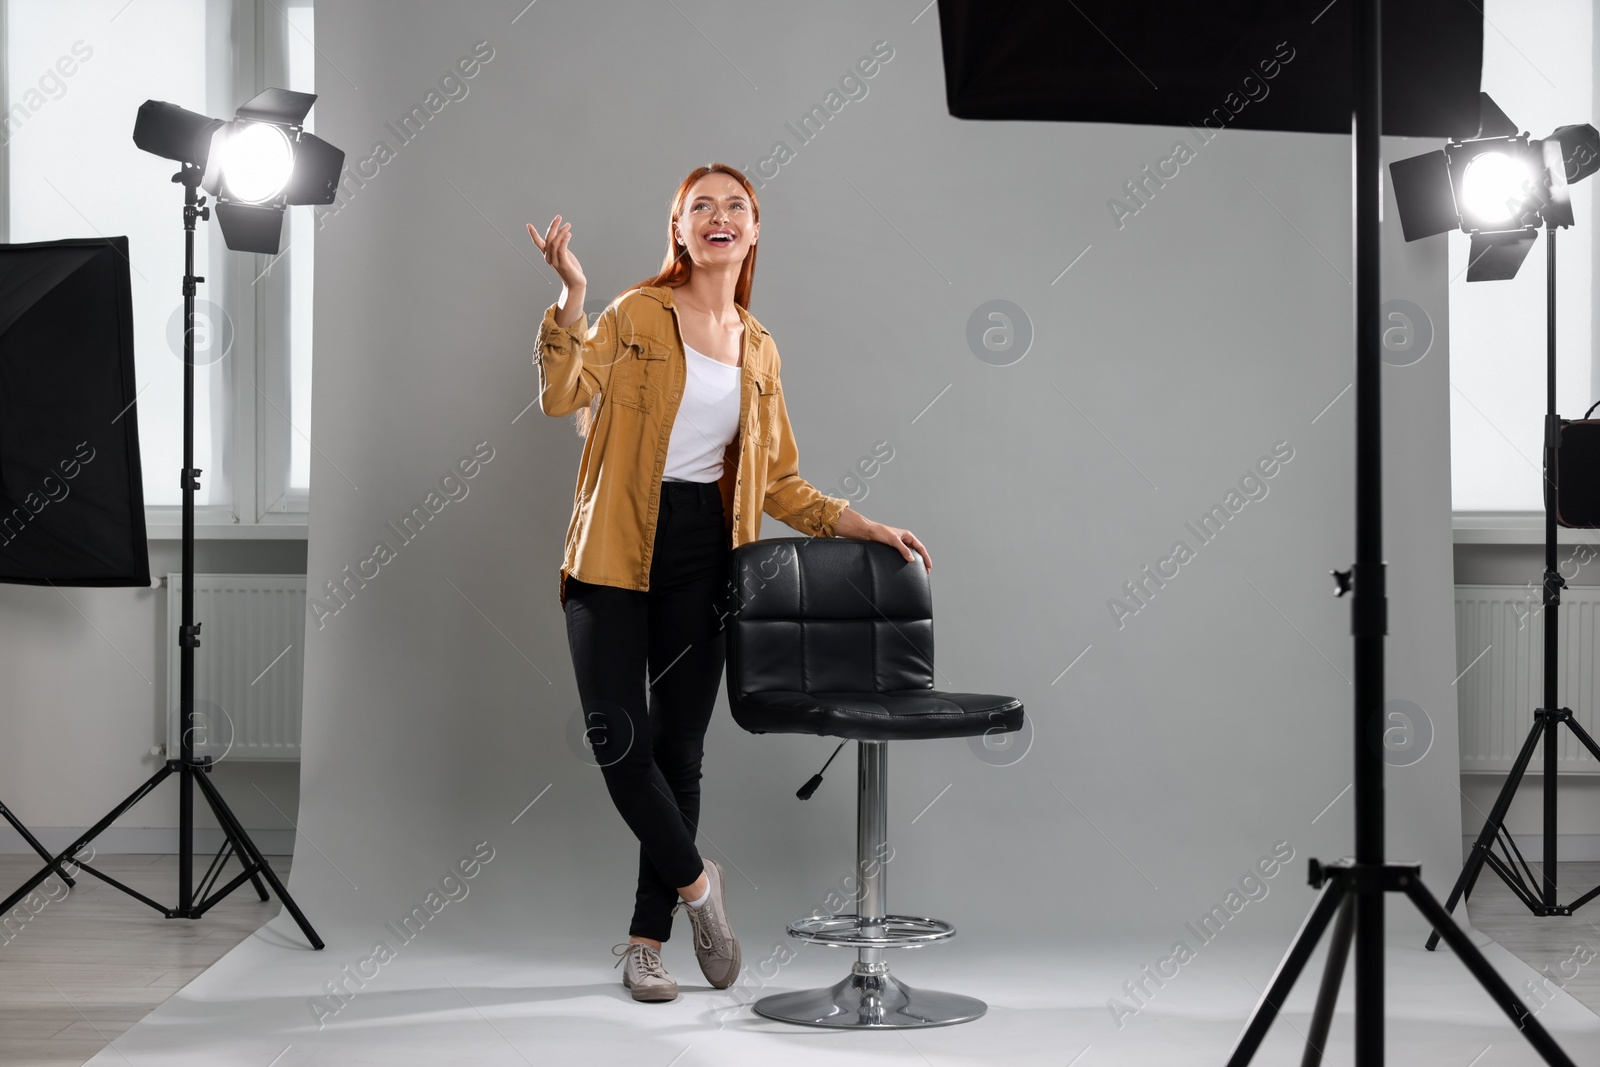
[834,506,932,571]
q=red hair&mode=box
[573,163,761,438]
[619,162,760,308]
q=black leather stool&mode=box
[724,537,1025,1029]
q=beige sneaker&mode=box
[672,857,742,989]
[611,941,678,1002]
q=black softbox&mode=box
[938,0,1481,138]
[0,237,150,586]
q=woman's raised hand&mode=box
[527,215,587,292]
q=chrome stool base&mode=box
[752,970,986,1029]
[755,742,987,1029]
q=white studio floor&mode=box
[81,915,1600,1066]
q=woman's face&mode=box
[674,172,757,269]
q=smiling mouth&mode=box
[704,231,737,246]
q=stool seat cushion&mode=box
[731,688,1024,741]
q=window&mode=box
[2,0,317,529]
[1450,0,1594,513]
[267,0,317,510]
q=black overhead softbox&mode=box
[937,0,1481,138]
[0,237,150,586]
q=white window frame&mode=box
[188,0,312,538]
[253,0,314,525]
[0,0,314,541]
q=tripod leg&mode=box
[198,786,269,901]
[1500,823,1542,903]
[1562,716,1600,764]
[1226,879,1346,1067]
[1404,876,1577,1067]
[1,763,175,914]
[197,832,265,903]
[190,767,323,949]
[1428,718,1544,950]
[0,798,76,888]
[1300,895,1354,1067]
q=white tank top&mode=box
[661,341,742,483]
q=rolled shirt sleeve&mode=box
[535,301,616,417]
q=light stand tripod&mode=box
[1223,2,1572,1063]
[1427,225,1600,942]
[0,165,322,950]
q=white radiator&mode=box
[1456,583,1600,774]
[165,574,307,763]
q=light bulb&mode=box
[219,122,294,204]
[1460,150,1535,226]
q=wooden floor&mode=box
[2,852,1599,1065]
[1464,859,1600,1016]
[0,852,293,1067]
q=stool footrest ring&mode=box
[785,913,956,947]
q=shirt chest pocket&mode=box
[752,373,778,447]
[607,337,669,412]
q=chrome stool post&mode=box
[752,741,987,1029]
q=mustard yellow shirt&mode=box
[534,285,849,606]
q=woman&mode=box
[527,163,931,1004]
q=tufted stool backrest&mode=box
[724,537,934,697]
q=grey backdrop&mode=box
[292,0,1460,961]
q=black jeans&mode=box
[563,478,730,942]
